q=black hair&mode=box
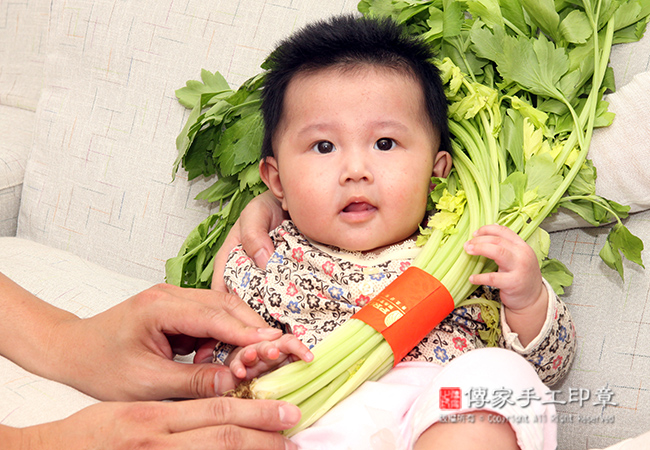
[259,14,451,160]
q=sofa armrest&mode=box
[0,106,35,237]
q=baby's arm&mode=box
[464,224,547,347]
[226,334,314,380]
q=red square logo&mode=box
[439,387,462,410]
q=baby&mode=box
[214,14,575,450]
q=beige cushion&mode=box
[0,106,34,236]
[0,1,48,111]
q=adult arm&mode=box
[0,397,300,450]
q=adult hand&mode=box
[7,397,300,450]
[43,283,285,401]
[212,190,286,292]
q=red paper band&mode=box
[352,266,454,364]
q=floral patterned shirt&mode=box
[217,220,576,386]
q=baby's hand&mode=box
[227,334,314,380]
[464,224,546,312]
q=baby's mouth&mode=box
[342,202,376,213]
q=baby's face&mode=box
[263,65,447,252]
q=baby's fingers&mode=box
[464,238,517,272]
[469,270,506,288]
[473,224,523,244]
[276,334,314,363]
[229,347,260,379]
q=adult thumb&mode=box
[162,361,240,399]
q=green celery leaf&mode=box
[613,0,650,31]
[429,177,450,204]
[599,223,645,280]
[502,110,525,172]
[594,97,616,127]
[238,162,264,190]
[165,212,223,286]
[558,69,584,102]
[509,96,548,129]
[173,103,203,178]
[559,199,600,226]
[499,0,530,35]
[615,16,649,44]
[195,175,239,203]
[466,0,504,30]
[606,198,631,219]
[526,153,563,198]
[183,125,219,180]
[201,69,231,91]
[610,222,644,265]
[521,0,562,42]
[541,259,574,295]
[499,171,527,211]
[442,0,464,38]
[175,70,231,109]
[559,10,593,44]
[470,25,506,64]
[526,226,551,265]
[217,110,265,176]
[396,3,430,24]
[567,159,596,196]
[225,73,265,107]
[358,0,411,19]
[501,34,569,100]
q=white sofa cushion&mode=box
[0,0,48,111]
[0,106,33,236]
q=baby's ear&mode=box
[259,157,287,210]
[432,151,452,178]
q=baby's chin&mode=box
[314,233,418,254]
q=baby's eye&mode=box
[312,140,336,154]
[374,138,396,151]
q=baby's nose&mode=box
[339,152,374,184]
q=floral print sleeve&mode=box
[499,279,576,386]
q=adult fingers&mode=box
[211,222,244,292]
[164,397,301,434]
[167,425,298,450]
[152,284,281,347]
[239,191,284,269]
[152,358,240,398]
[193,339,218,363]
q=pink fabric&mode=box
[292,348,556,450]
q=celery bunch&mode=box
[170,0,649,436]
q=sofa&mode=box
[1,0,649,448]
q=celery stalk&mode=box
[250,318,374,399]
[283,338,394,436]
